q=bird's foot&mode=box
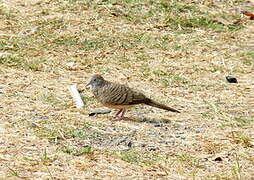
[113,109,132,120]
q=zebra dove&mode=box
[86,74,180,120]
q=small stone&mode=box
[226,76,238,83]
[127,141,132,147]
[111,9,125,17]
[154,123,162,127]
[89,112,96,116]
[148,147,157,151]
[141,144,146,147]
[66,62,75,67]
[214,157,223,162]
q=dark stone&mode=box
[226,76,238,83]
[214,157,223,162]
[127,141,132,147]
[89,113,97,116]
[154,123,162,127]
[148,147,158,151]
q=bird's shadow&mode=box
[90,109,172,125]
[128,117,172,125]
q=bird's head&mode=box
[86,74,106,88]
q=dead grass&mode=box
[0,0,254,179]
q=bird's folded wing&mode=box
[100,83,148,106]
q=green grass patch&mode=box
[240,52,254,66]
[0,56,24,67]
[232,132,253,147]
[161,2,242,31]
[62,145,92,156]
[0,55,45,71]
[175,153,203,168]
[41,93,60,105]
[234,117,253,127]
[120,150,140,164]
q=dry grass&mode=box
[0,0,254,179]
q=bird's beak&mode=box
[86,81,91,87]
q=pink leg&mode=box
[119,109,126,118]
[114,109,123,119]
[115,109,131,120]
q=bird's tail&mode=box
[144,99,180,113]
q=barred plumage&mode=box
[87,74,180,119]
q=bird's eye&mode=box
[93,78,97,82]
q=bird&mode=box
[86,74,180,120]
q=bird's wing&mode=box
[99,82,148,106]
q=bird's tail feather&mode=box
[145,99,180,113]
